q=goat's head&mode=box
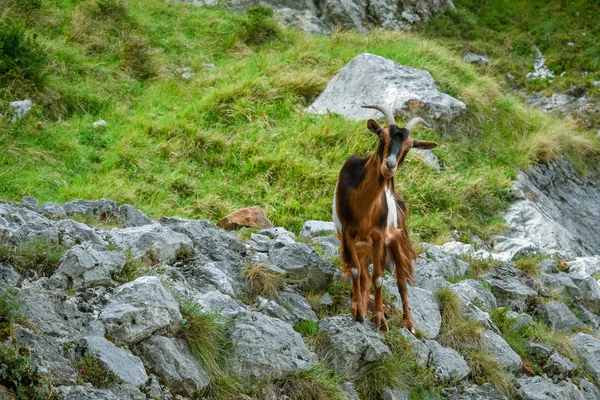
[363,105,438,179]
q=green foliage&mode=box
[75,354,117,388]
[179,299,230,379]
[241,264,285,301]
[111,250,143,283]
[0,239,66,277]
[0,340,53,400]
[514,254,546,278]
[122,34,158,80]
[293,320,319,337]
[240,6,281,45]
[451,256,502,282]
[0,290,20,340]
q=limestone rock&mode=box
[8,99,32,121]
[100,276,182,344]
[56,219,106,246]
[486,276,537,312]
[194,290,246,317]
[447,383,507,399]
[40,202,67,219]
[413,243,470,291]
[483,330,522,373]
[317,314,391,379]
[543,352,576,378]
[425,340,470,383]
[299,220,336,238]
[0,264,21,291]
[450,279,497,309]
[137,335,209,396]
[570,333,600,383]
[55,385,120,400]
[535,302,582,331]
[516,376,582,400]
[227,311,315,380]
[63,199,119,220]
[306,53,466,129]
[117,204,154,227]
[217,205,273,230]
[462,52,490,66]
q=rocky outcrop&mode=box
[425,340,470,383]
[184,0,455,34]
[306,53,466,129]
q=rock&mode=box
[450,279,497,309]
[317,315,391,379]
[412,148,441,171]
[228,311,315,380]
[516,376,582,400]
[505,310,533,329]
[486,276,537,312]
[382,387,409,400]
[573,305,600,329]
[568,256,600,277]
[398,328,431,367]
[108,224,193,265]
[526,341,553,360]
[100,276,182,344]
[194,290,246,317]
[48,244,126,290]
[257,296,297,325]
[413,244,470,291]
[21,196,37,207]
[63,199,119,220]
[8,99,32,121]
[310,235,340,260]
[0,264,21,291]
[160,217,247,262]
[13,325,77,385]
[570,333,600,383]
[538,259,559,274]
[80,336,148,386]
[299,220,336,238]
[277,286,319,322]
[340,381,361,400]
[526,92,587,114]
[447,383,508,399]
[580,378,600,400]
[249,233,271,253]
[179,67,194,79]
[425,340,470,383]
[306,53,466,129]
[569,273,600,313]
[180,258,245,298]
[93,120,108,129]
[105,383,145,400]
[56,219,106,246]
[526,47,555,80]
[384,279,441,338]
[541,273,581,299]
[40,202,67,219]
[483,330,522,373]
[55,385,120,400]
[217,205,273,230]
[117,204,154,227]
[202,63,216,71]
[268,238,335,291]
[0,202,58,245]
[494,159,600,260]
[543,352,576,377]
[137,335,209,397]
[462,53,490,66]
[535,302,582,331]
[319,292,334,306]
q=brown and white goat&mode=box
[333,105,437,332]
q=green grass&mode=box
[0,239,67,277]
[1,0,598,244]
[514,254,547,278]
[75,354,117,388]
[0,289,20,340]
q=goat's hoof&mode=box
[403,321,416,335]
[351,304,365,323]
[372,315,388,332]
[355,314,364,323]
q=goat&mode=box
[333,105,437,332]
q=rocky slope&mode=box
[2,196,600,399]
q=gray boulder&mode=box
[299,220,336,238]
[100,276,182,344]
[541,273,581,298]
[56,219,106,246]
[306,53,466,129]
[13,325,77,385]
[447,383,507,399]
[108,224,193,265]
[538,258,559,274]
[55,385,120,400]
[277,286,319,322]
[0,264,21,290]
[506,310,533,329]
[462,53,490,66]
[63,199,119,220]
[0,202,59,245]
[228,311,315,380]
[48,244,126,290]
[543,352,576,378]
[574,305,600,329]
[382,388,409,400]
[570,333,600,383]
[516,376,582,400]
[398,328,431,367]
[425,340,470,383]
[117,204,154,227]
[536,302,582,331]
[580,378,600,400]
[40,202,67,219]
[137,335,209,397]
[486,276,537,312]
[526,47,555,80]
[526,341,553,360]
[384,278,441,338]
[160,217,246,262]
[194,290,246,317]
[483,330,521,373]
[181,258,245,298]
[317,314,391,379]
[249,232,271,253]
[413,243,470,291]
[80,336,148,386]
[310,235,340,260]
[568,256,600,277]
[7,99,32,120]
[257,296,298,325]
[569,273,600,313]
[450,279,497,309]
[268,237,335,291]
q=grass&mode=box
[0,239,67,277]
[434,287,515,396]
[240,263,285,301]
[0,340,54,400]
[0,289,20,340]
[110,249,144,283]
[514,254,546,278]
[450,256,503,282]
[75,354,117,388]
[0,0,598,246]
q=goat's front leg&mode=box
[370,232,388,331]
[343,233,365,323]
[390,239,415,334]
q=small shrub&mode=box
[240,6,281,45]
[241,264,285,300]
[75,354,116,388]
[111,250,143,284]
[0,239,66,277]
[179,299,229,378]
[0,289,20,340]
[0,340,52,400]
[456,255,503,280]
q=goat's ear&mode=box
[413,139,438,150]
[367,119,382,135]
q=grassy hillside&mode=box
[0,0,598,243]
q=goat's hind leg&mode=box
[342,234,365,323]
[370,233,388,331]
[389,237,416,334]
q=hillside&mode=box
[1,0,599,244]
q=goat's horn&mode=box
[362,104,396,126]
[405,117,430,132]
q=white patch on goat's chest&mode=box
[385,187,398,230]
[332,182,342,233]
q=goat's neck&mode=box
[359,155,389,204]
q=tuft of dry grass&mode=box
[467,350,515,396]
[241,263,285,300]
